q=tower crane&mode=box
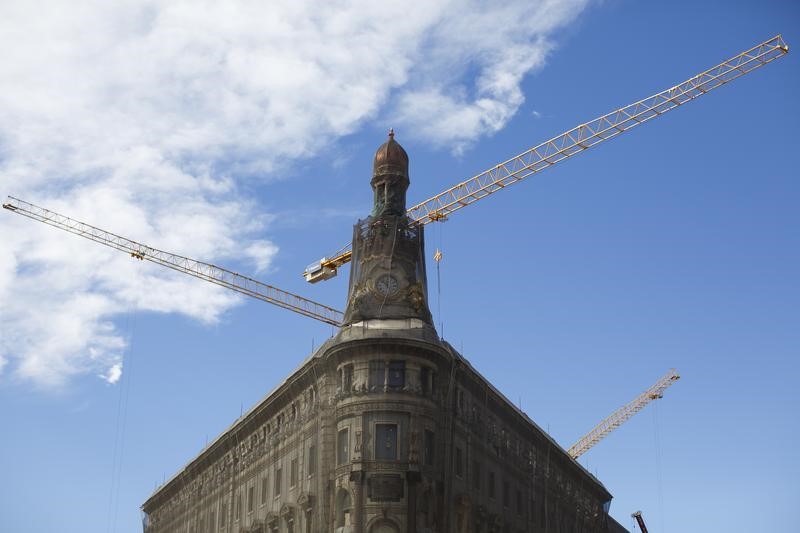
[567,369,680,459]
[2,196,343,326]
[304,35,789,283]
[4,36,789,326]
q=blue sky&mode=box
[0,1,797,532]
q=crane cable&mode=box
[377,217,400,318]
[653,401,666,533]
[106,299,138,533]
[434,221,444,336]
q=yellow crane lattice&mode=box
[567,369,680,459]
[3,196,343,326]
[304,35,788,283]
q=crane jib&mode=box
[304,34,788,283]
[3,197,344,326]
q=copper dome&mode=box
[373,129,409,178]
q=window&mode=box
[261,475,268,505]
[455,447,463,478]
[516,489,523,515]
[275,467,282,497]
[387,360,405,389]
[488,471,496,499]
[290,457,299,487]
[424,430,435,466]
[369,361,384,389]
[308,444,317,475]
[210,510,215,532]
[247,486,255,513]
[220,502,227,527]
[420,367,430,395]
[368,360,406,389]
[341,364,353,391]
[472,460,481,490]
[375,423,398,460]
[337,428,350,464]
[503,480,510,508]
[234,493,241,522]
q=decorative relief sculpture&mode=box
[408,429,419,464]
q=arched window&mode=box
[368,519,399,533]
[335,488,352,529]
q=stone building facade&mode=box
[141,134,627,533]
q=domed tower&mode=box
[343,131,433,327]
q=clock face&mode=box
[375,274,399,296]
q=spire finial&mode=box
[388,128,395,140]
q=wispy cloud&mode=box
[392,0,589,152]
[0,0,590,388]
[103,362,123,385]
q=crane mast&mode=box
[304,34,789,283]
[632,511,649,533]
[3,196,344,326]
[567,368,679,459]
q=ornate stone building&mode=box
[141,134,628,533]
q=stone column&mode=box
[350,470,366,533]
[406,470,421,533]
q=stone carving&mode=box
[367,474,404,502]
[297,492,314,512]
[407,283,426,312]
[354,430,362,456]
[408,429,419,464]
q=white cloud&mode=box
[244,241,280,274]
[103,362,123,385]
[392,0,589,151]
[0,0,590,388]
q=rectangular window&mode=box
[247,486,254,513]
[387,360,405,389]
[337,428,350,464]
[369,361,384,389]
[275,467,282,497]
[308,444,317,475]
[455,447,463,478]
[220,502,227,527]
[516,489,523,515]
[290,457,299,487]
[261,475,268,505]
[210,510,215,532]
[375,423,398,460]
[472,460,481,490]
[234,493,241,522]
[503,480,510,508]
[424,430,435,466]
[420,367,430,395]
[342,364,353,391]
[488,471,496,499]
